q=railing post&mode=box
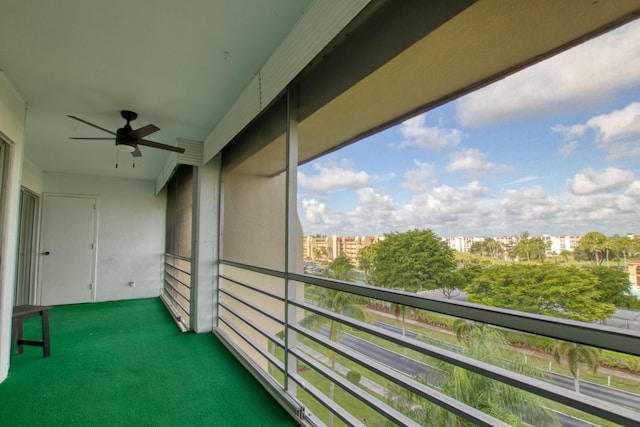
[284,83,299,397]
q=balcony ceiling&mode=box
[0,0,311,179]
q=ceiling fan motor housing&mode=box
[116,125,136,151]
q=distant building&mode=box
[532,234,583,255]
[628,260,640,296]
[303,235,383,266]
[443,236,485,252]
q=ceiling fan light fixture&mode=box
[117,142,136,153]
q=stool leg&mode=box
[42,310,51,358]
[11,321,17,356]
[16,319,24,354]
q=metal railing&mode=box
[162,253,192,331]
[216,259,640,427]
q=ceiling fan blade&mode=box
[69,137,113,140]
[137,139,185,153]
[127,124,159,140]
[131,145,143,157]
[68,115,116,136]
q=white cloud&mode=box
[300,198,354,235]
[463,180,490,197]
[552,124,588,141]
[401,183,485,226]
[567,167,635,195]
[397,113,463,150]
[446,148,511,177]
[552,102,640,160]
[356,187,395,210]
[301,198,329,224]
[557,140,579,158]
[504,175,540,186]
[401,160,438,193]
[500,186,561,221]
[587,102,640,159]
[349,188,402,232]
[457,20,640,127]
[298,159,371,193]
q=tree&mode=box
[388,302,417,336]
[485,238,505,260]
[469,241,488,257]
[466,264,616,322]
[324,254,355,282]
[457,264,483,285]
[511,232,547,262]
[357,245,376,284]
[371,229,456,293]
[378,321,559,426]
[438,270,465,299]
[313,246,329,261]
[552,341,599,393]
[469,238,504,260]
[575,232,609,265]
[589,266,635,308]
[559,250,572,264]
[610,235,640,267]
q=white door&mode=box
[40,195,97,305]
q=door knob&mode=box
[42,251,50,255]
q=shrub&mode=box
[346,370,362,385]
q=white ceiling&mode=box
[0,0,312,180]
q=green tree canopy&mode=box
[510,231,547,262]
[589,266,635,307]
[552,341,599,393]
[324,254,355,282]
[378,322,558,426]
[357,245,376,285]
[371,229,456,292]
[609,235,640,265]
[574,231,609,265]
[469,238,504,259]
[466,264,616,322]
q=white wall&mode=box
[21,158,44,194]
[0,71,26,383]
[42,173,166,302]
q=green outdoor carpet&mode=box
[0,298,296,426]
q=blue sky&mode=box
[298,21,640,238]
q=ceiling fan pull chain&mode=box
[115,149,119,168]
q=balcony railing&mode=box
[217,259,640,426]
[162,253,192,331]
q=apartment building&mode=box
[532,234,582,254]
[443,236,486,253]
[304,235,382,266]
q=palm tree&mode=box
[380,320,559,426]
[452,318,477,343]
[389,302,415,336]
[552,341,599,393]
[438,322,558,426]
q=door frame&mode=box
[15,187,41,305]
[38,193,99,304]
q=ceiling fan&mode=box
[68,110,185,157]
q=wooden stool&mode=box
[12,305,52,358]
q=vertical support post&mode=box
[284,84,299,396]
[191,155,222,333]
[215,153,224,331]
